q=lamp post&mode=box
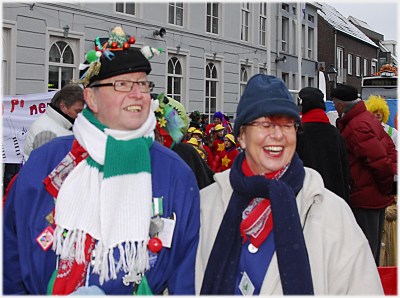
[326,64,337,99]
[326,65,337,86]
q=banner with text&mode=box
[3,91,56,164]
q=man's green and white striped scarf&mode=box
[54,101,158,285]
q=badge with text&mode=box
[36,226,54,251]
[239,271,255,296]
[158,212,176,248]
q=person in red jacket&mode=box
[213,133,239,172]
[332,84,397,266]
[211,124,225,154]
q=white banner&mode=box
[2,91,57,164]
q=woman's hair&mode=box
[365,95,390,124]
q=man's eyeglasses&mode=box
[244,121,299,133]
[89,80,155,93]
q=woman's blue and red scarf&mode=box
[200,152,314,295]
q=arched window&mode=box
[167,56,182,102]
[205,62,218,120]
[240,66,248,95]
[48,41,75,91]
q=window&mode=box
[363,58,368,76]
[347,53,353,75]
[206,3,219,34]
[308,14,314,23]
[167,56,183,102]
[282,72,289,86]
[259,63,267,74]
[205,62,218,119]
[259,3,267,46]
[116,2,135,15]
[291,19,297,54]
[281,17,289,52]
[301,24,305,57]
[2,22,16,95]
[356,56,361,77]
[336,47,344,83]
[241,3,250,41]
[282,3,289,12]
[169,2,184,26]
[48,41,76,91]
[371,59,377,75]
[308,77,314,87]
[240,64,250,95]
[307,27,314,59]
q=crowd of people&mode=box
[3,26,397,295]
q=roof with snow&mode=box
[317,3,378,48]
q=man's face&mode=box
[84,72,151,130]
[60,101,84,119]
[332,98,344,117]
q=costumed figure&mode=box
[195,74,384,295]
[3,26,200,295]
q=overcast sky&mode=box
[327,1,398,41]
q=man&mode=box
[296,87,350,202]
[3,27,200,295]
[196,74,383,295]
[23,83,85,161]
[332,84,397,265]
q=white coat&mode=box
[23,105,73,161]
[195,167,384,295]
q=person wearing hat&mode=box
[296,87,350,202]
[153,94,214,190]
[3,27,200,295]
[211,124,226,153]
[184,126,196,142]
[332,84,397,266]
[187,137,207,162]
[196,74,383,295]
[212,133,239,172]
[192,129,213,166]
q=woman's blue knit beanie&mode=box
[233,74,301,137]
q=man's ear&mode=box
[84,88,98,113]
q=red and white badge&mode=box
[36,226,54,251]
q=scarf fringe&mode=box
[93,239,149,285]
[54,227,150,285]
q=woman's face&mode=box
[238,115,297,175]
[373,111,383,123]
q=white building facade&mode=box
[3,2,320,120]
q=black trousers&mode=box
[2,163,21,196]
[352,207,386,266]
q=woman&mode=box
[195,74,383,295]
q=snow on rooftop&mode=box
[318,3,378,48]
